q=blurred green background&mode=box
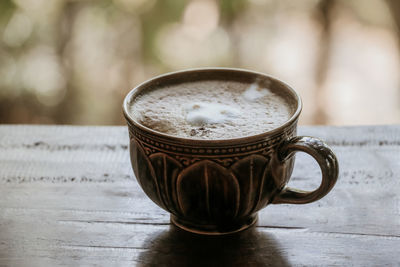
[0,0,399,125]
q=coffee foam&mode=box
[185,102,241,126]
[130,80,293,139]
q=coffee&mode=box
[124,69,339,235]
[129,80,293,139]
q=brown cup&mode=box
[123,68,339,235]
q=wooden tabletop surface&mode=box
[0,125,399,266]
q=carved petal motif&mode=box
[149,153,183,215]
[230,154,270,216]
[176,160,240,223]
[130,140,166,210]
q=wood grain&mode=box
[0,125,399,266]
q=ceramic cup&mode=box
[123,68,339,235]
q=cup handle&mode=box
[272,136,339,204]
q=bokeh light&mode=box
[0,0,399,125]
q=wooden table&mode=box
[1,125,399,266]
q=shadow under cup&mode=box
[123,68,339,235]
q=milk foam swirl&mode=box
[185,102,241,126]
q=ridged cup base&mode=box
[170,214,258,235]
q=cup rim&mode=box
[123,67,302,145]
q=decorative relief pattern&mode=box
[128,123,297,225]
[128,122,296,161]
[134,137,277,168]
